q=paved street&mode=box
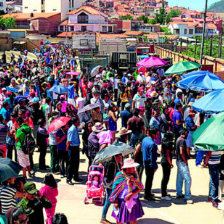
[30,147,222,224]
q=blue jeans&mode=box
[102,188,112,219]
[208,164,220,201]
[176,161,192,199]
[130,132,141,148]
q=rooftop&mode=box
[3,12,60,20]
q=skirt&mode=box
[112,198,144,223]
[17,150,30,168]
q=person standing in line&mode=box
[176,129,193,204]
[37,118,49,170]
[66,116,82,185]
[141,129,159,201]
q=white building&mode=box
[0,0,6,13]
[168,22,218,38]
[22,0,85,19]
[58,6,116,33]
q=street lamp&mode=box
[200,0,208,65]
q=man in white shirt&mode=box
[137,72,146,84]
[132,87,146,110]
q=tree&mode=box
[119,14,133,20]
[0,17,16,30]
[153,3,171,25]
[137,15,149,23]
[168,9,182,18]
[161,27,172,35]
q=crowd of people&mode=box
[0,43,223,224]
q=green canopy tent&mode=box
[164,61,201,76]
[192,112,224,151]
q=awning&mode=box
[13,41,26,45]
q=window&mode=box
[33,9,37,12]
[70,26,74,31]
[102,26,107,32]
[60,26,64,31]
[24,6,28,9]
[78,12,88,24]
[0,2,3,7]
[80,39,88,46]
[174,29,180,34]
[189,29,193,34]
[53,9,56,11]
[184,29,187,34]
[108,26,112,33]
[81,26,87,32]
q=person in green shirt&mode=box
[17,182,52,224]
[15,117,32,178]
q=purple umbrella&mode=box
[136,56,168,68]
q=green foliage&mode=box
[0,17,16,30]
[161,27,172,35]
[119,14,133,20]
[153,3,171,25]
[137,15,149,23]
[168,9,182,18]
[208,0,224,12]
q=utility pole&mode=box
[200,0,208,65]
[209,34,213,56]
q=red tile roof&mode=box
[3,12,60,20]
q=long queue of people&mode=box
[0,45,223,224]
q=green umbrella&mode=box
[192,112,224,151]
[164,61,201,76]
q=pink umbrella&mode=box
[48,116,71,133]
[136,56,168,68]
[66,72,80,76]
[44,52,50,56]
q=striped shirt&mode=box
[0,186,16,214]
[208,151,222,165]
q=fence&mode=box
[155,46,224,72]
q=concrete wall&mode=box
[0,32,12,51]
[23,0,42,12]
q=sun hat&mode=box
[92,122,105,133]
[116,128,132,137]
[122,158,139,169]
[23,182,38,195]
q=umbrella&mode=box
[0,158,22,182]
[49,85,68,94]
[192,112,224,151]
[137,67,147,74]
[136,56,168,68]
[93,141,135,164]
[78,103,101,114]
[191,89,224,114]
[176,71,224,92]
[66,71,80,76]
[91,65,102,77]
[44,52,50,56]
[48,116,71,133]
[164,61,201,76]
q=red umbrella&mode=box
[48,117,71,133]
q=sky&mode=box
[167,0,220,11]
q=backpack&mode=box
[20,127,36,154]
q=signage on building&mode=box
[72,34,96,49]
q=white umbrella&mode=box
[91,65,102,77]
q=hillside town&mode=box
[0,0,224,224]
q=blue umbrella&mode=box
[0,158,22,182]
[192,89,224,114]
[49,85,68,94]
[177,71,224,92]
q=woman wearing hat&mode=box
[110,158,144,224]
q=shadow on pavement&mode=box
[138,218,175,224]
